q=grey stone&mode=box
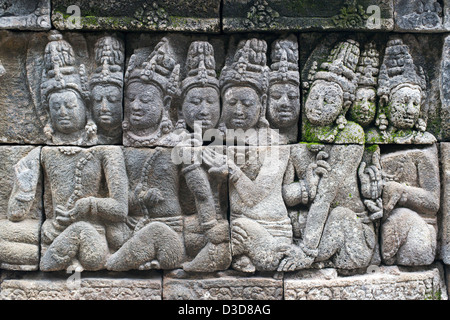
[51,0,220,32]
[0,146,42,271]
[0,0,50,30]
[223,0,394,32]
[394,0,447,32]
[440,143,450,263]
[163,270,283,300]
[440,36,450,141]
[285,264,447,300]
[40,145,129,272]
[1,271,162,300]
[380,144,440,266]
[106,146,231,273]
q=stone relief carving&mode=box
[123,37,181,147]
[0,147,42,271]
[366,38,436,144]
[39,31,96,146]
[441,143,450,264]
[379,145,440,266]
[268,35,300,144]
[395,0,444,31]
[89,35,125,145]
[302,39,365,144]
[39,146,129,271]
[0,0,50,30]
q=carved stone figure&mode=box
[39,146,129,271]
[90,35,124,145]
[219,38,278,146]
[302,39,365,144]
[40,31,96,146]
[350,42,380,130]
[279,143,380,271]
[0,0,50,30]
[268,35,300,144]
[379,145,440,266]
[0,146,42,271]
[106,146,231,272]
[395,0,443,31]
[123,37,181,147]
[366,38,436,144]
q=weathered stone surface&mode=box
[0,146,43,271]
[301,33,443,143]
[163,270,283,300]
[223,0,394,32]
[394,0,447,32]
[285,264,447,300]
[0,30,125,145]
[1,271,162,300]
[40,146,129,272]
[440,143,450,263]
[440,36,450,141]
[106,146,231,273]
[51,0,220,32]
[380,144,440,266]
[0,0,50,30]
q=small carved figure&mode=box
[123,37,181,147]
[303,39,365,144]
[367,38,436,144]
[90,35,124,144]
[268,35,300,144]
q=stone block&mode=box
[0,0,50,30]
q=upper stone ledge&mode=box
[0,0,51,30]
[394,0,450,33]
[222,0,394,32]
[51,0,221,33]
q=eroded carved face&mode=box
[350,87,377,127]
[305,80,344,126]
[126,82,163,131]
[182,87,220,131]
[388,85,421,130]
[92,84,122,131]
[222,86,261,131]
[267,83,300,128]
[49,90,87,134]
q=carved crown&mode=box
[219,38,270,95]
[90,36,124,89]
[181,41,219,97]
[125,37,180,97]
[40,31,89,104]
[356,42,380,88]
[377,38,427,102]
[269,35,299,86]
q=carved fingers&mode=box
[382,181,407,215]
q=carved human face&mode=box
[49,90,87,134]
[350,87,377,127]
[267,83,300,128]
[305,80,344,126]
[92,84,122,131]
[182,87,220,131]
[388,85,421,130]
[222,86,262,131]
[126,82,163,131]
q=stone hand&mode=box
[383,181,407,215]
[358,153,383,200]
[139,186,165,207]
[364,198,383,221]
[277,244,315,272]
[55,198,91,225]
[306,151,330,200]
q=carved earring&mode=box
[43,122,54,142]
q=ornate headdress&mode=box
[219,38,269,96]
[356,42,380,89]
[40,31,93,144]
[377,38,427,102]
[90,35,124,90]
[125,37,180,98]
[269,34,299,86]
[311,39,360,112]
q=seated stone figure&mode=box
[39,31,96,146]
[89,35,125,145]
[0,147,42,271]
[122,37,181,147]
[366,38,436,144]
[267,35,300,144]
[302,39,364,145]
[380,145,440,266]
[279,143,381,271]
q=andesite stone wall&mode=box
[0,0,450,301]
